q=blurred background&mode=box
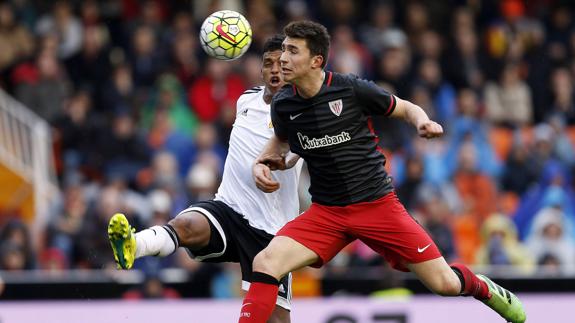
[0,0,574,322]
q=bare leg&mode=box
[407,257,462,296]
[253,236,319,280]
[167,211,212,250]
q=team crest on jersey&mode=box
[328,99,343,116]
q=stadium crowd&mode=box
[1,0,575,298]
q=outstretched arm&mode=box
[253,135,294,193]
[390,97,444,139]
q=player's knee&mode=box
[431,271,461,296]
[253,248,282,278]
[168,211,210,249]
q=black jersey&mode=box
[271,71,396,206]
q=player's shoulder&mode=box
[242,85,264,95]
[238,85,264,105]
[329,71,362,86]
[272,84,295,102]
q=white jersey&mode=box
[215,86,302,235]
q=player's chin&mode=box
[281,72,294,82]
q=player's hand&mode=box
[253,162,280,193]
[417,120,443,139]
[257,153,287,171]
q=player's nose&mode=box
[280,51,288,65]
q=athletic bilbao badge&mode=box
[329,99,343,116]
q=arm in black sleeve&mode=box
[271,100,289,141]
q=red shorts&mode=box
[276,192,442,272]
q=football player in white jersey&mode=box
[108,35,300,323]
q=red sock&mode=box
[238,272,279,323]
[450,263,490,300]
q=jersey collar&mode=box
[292,71,333,96]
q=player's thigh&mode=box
[168,210,211,249]
[253,236,319,280]
[407,257,461,296]
[352,192,441,271]
[273,202,352,269]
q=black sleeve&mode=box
[350,76,396,116]
[271,100,288,141]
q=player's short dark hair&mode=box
[262,34,285,54]
[283,21,330,68]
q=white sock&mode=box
[134,226,178,258]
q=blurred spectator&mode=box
[242,53,263,88]
[446,89,500,177]
[15,50,71,121]
[245,0,275,53]
[0,219,35,270]
[141,73,198,137]
[46,184,89,267]
[64,26,111,104]
[500,142,538,196]
[514,161,575,240]
[320,0,358,28]
[375,30,411,96]
[0,2,34,72]
[170,31,199,88]
[547,115,575,167]
[186,160,219,203]
[187,59,245,124]
[396,154,425,211]
[101,64,136,116]
[148,151,189,213]
[359,1,402,55]
[190,122,227,173]
[97,112,151,182]
[445,27,490,90]
[404,1,430,45]
[452,141,498,221]
[475,213,534,273]
[484,62,533,127]
[548,67,575,125]
[414,58,456,126]
[52,90,103,179]
[329,25,372,77]
[525,207,575,274]
[35,1,83,59]
[129,25,164,89]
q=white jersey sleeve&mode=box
[214,86,302,235]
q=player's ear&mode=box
[311,55,324,69]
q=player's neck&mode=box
[263,86,275,104]
[294,70,325,99]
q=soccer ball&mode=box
[199,10,252,61]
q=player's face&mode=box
[280,37,315,83]
[262,50,284,92]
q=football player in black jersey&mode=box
[239,21,526,323]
